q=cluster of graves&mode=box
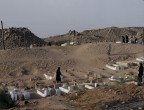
[7,69,139,102]
[4,71,104,101]
[4,57,144,101]
[106,57,144,71]
[7,82,99,101]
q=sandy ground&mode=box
[0,42,144,110]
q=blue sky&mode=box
[0,0,144,37]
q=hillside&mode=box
[44,27,144,45]
[0,27,46,49]
[0,42,144,109]
[0,42,143,86]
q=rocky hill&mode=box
[0,27,46,49]
[0,27,144,49]
[44,27,144,45]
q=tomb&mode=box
[36,88,51,97]
[8,87,31,100]
[23,91,31,100]
[136,57,144,62]
[116,61,137,67]
[109,75,121,81]
[44,74,53,80]
[83,83,98,89]
[106,64,125,70]
[61,43,67,46]
[109,75,134,83]
[116,41,122,43]
[85,85,94,89]
[59,85,75,94]
[106,64,120,70]
[9,91,18,101]
[55,89,61,96]
[78,84,85,90]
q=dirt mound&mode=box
[66,84,144,110]
[0,27,46,49]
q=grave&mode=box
[109,74,134,83]
[125,81,138,85]
[109,75,121,81]
[106,64,119,70]
[106,64,125,70]
[78,84,85,90]
[61,43,67,46]
[116,61,137,67]
[23,91,31,100]
[116,41,122,43]
[8,87,31,101]
[59,85,75,94]
[136,57,144,62]
[44,74,53,80]
[55,89,61,96]
[36,88,51,97]
[85,85,94,89]
[83,83,98,89]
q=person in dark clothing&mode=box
[125,35,129,43]
[107,44,111,56]
[138,62,143,83]
[121,36,125,43]
[55,67,63,83]
[134,38,137,44]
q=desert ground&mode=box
[0,42,144,110]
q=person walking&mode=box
[138,62,143,84]
[55,67,63,83]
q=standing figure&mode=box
[55,67,63,83]
[125,35,129,43]
[138,63,143,83]
[107,44,111,56]
[121,36,125,43]
[134,38,137,44]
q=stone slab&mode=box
[85,85,94,89]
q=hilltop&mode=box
[0,27,144,48]
[0,27,46,49]
[44,27,144,45]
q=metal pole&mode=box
[1,20,5,50]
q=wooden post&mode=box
[1,20,5,50]
[143,29,144,57]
